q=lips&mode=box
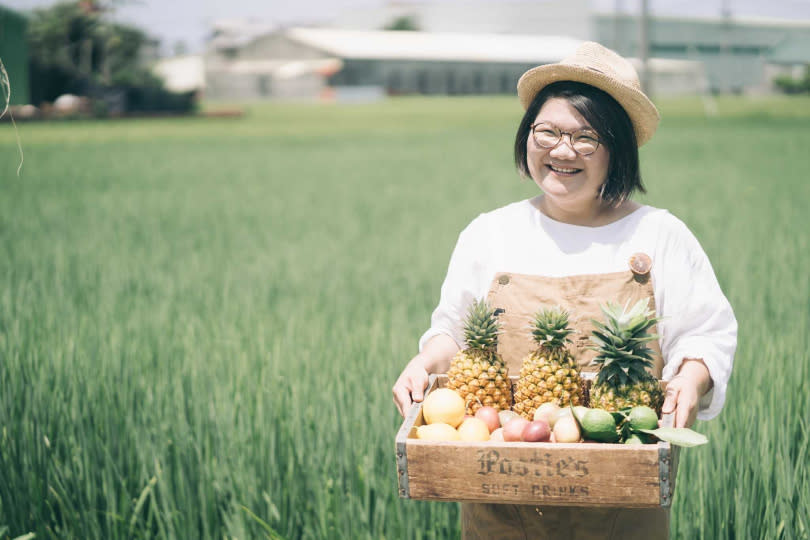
[547,164,582,174]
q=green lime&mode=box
[628,406,659,431]
[580,408,619,443]
[624,433,646,445]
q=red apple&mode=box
[498,410,519,427]
[474,406,501,433]
[502,417,530,442]
[521,420,551,442]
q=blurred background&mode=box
[0,2,808,540]
[2,0,810,112]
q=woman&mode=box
[392,42,737,539]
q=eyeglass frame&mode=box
[529,122,602,156]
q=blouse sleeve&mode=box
[655,217,737,421]
[419,215,491,351]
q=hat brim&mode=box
[517,64,660,147]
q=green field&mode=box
[1,95,808,539]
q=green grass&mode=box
[0,95,808,539]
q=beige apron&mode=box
[462,254,669,540]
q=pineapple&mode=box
[513,307,583,420]
[589,298,664,413]
[446,299,512,414]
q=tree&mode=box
[773,65,810,95]
[25,1,194,113]
[383,15,420,32]
[27,1,154,92]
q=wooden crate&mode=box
[395,374,680,508]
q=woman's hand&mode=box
[392,357,431,417]
[661,358,713,428]
[392,334,460,417]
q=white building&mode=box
[204,25,706,101]
[152,55,206,94]
[595,14,810,94]
[197,0,810,100]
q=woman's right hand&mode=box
[393,334,460,417]
[392,357,431,417]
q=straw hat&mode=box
[517,41,660,146]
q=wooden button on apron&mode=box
[629,252,652,276]
[497,274,510,285]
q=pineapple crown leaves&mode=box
[462,298,501,351]
[531,306,574,350]
[589,298,661,387]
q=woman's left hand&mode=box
[660,358,713,428]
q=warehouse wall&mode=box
[330,59,537,96]
[595,15,810,94]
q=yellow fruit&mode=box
[422,388,466,427]
[534,402,561,425]
[457,417,491,441]
[553,407,573,427]
[416,423,461,441]
[552,416,581,443]
[589,299,664,413]
[513,307,583,419]
[446,300,512,414]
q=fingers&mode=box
[661,384,679,415]
[392,385,412,418]
[662,379,699,428]
[392,367,430,418]
[676,397,698,428]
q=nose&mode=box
[548,135,577,159]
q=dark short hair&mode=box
[513,81,644,205]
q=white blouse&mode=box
[419,199,737,421]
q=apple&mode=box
[521,420,551,442]
[502,417,530,442]
[489,428,505,442]
[474,406,501,433]
[498,410,519,427]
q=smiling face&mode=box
[526,97,611,217]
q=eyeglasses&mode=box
[530,122,601,156]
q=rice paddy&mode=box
[0,95,808,539]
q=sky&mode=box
[6,0,810,55]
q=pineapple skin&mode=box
[513,348,583,420]
[589,299,665,414]
[590,376,664,414]
[446,348,512,414]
